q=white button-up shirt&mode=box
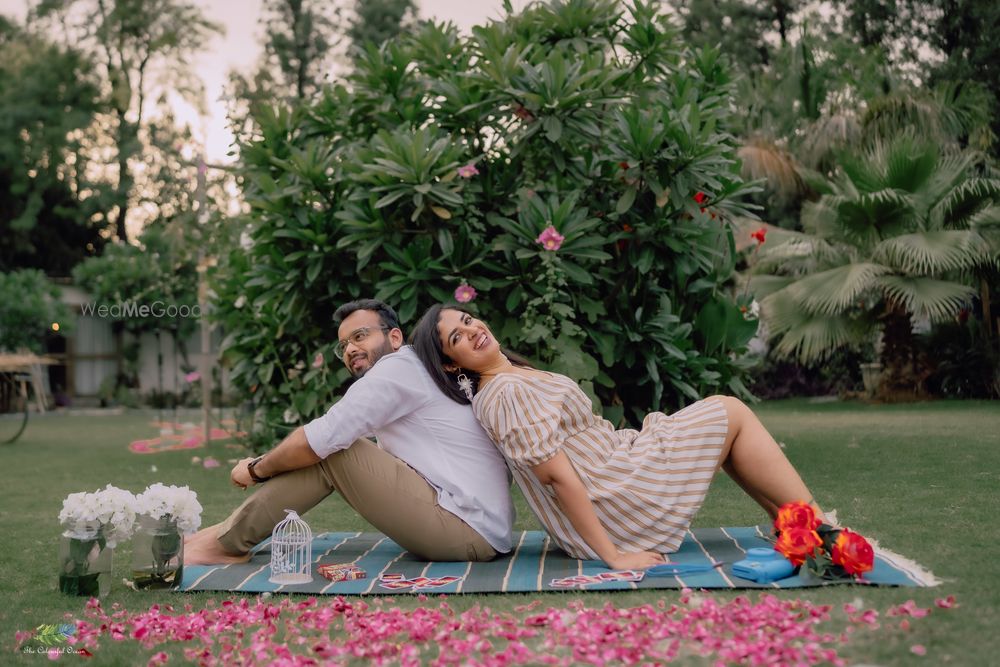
[303,345,514,552]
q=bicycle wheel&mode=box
[0,371,29,444]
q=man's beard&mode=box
[347,338,395,378]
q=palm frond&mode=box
[930,178,1000,229]
[798,111,861,170]
[861,92,947,145]
[873,230,992,274]
[968,205,1000,229]
[746,274,796,300]
[784,262,890,316]
[829,189,915,245]
[884,137,937,193]
[737,138,807,199]
[800,198,840,238]
[933,80,994,145]
[877,275,977,321]
[839,147,885,193]
[755,229,852,274]
[762,289,873,363]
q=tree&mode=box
[32,0,223,243]
[226,0,342,146]
[753,136,1000,395]
[670,0,801,73]
[262,0,341,99]
[0,17,108,274]
[833,0,1000,155]
[213,0,761,445]
[0,269,72,353]
[345,0,416,54]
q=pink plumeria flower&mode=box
[312,352,324,369]
[454,284,477,303]
[185,371,201,383]
[536,226,565,251]
[935,595,957,609]
[457,163,479,178]
[203,457,220,469]
[910,644,927,656]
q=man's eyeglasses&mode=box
[334,326,391,357]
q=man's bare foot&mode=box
[185,524,252,565]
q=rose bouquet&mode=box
[132,484,203,588]
[773,501,874,580]
[57,485,137,596]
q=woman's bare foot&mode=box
[184,524,252,565]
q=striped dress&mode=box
[473,372,729,560]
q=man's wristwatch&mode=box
[247,456,272,483]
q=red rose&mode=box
[751,227,767,244]
[774,527,823,566]
[774,501,821,533]
[831,528,874,575]
[693,191,708,204]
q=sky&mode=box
[0,0,532,163]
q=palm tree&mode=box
[752,135,1000,395]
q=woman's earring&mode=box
[456,373,474,401]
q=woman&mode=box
[410,304,826,571]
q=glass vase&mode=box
[58,531,112,597]
[131,515,184,589]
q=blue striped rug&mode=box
[179,528,936,595]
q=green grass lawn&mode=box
[2,400,997,665]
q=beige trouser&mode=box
[216,438,497,562]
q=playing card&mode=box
[379,580,413,590]
[379,573,405,581]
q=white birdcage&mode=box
[269,509,313,584]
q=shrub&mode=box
[214,0,760,444]
[0,269,71,353]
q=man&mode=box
[185,299,513,564]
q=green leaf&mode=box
[616,187,637,215]
[543,116,563,142]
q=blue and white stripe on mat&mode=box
[179,528,937,594]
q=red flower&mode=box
[831,528,874,575]
[618,161,630,170]
[774,527,823,566]
[622,224,633,233]
[774,501,821,533]
[751,227,767,245]
[693,191,708,204]
[513,105,534,122]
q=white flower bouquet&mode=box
[132,484,203,588]
[57,485,136,597]
[134,483,203,534]
[58,484,137,547]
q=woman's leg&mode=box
[710,396,824,521]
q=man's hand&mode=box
[606,550,665,571]
[231,458,256,489]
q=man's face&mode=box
[337,309,400,378]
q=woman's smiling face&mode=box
[436,308,499,373]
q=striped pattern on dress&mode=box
[473,372,729,560]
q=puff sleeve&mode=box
[483,380,563,467]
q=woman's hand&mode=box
[607,550,665,571]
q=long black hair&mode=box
[409,303,532,405]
